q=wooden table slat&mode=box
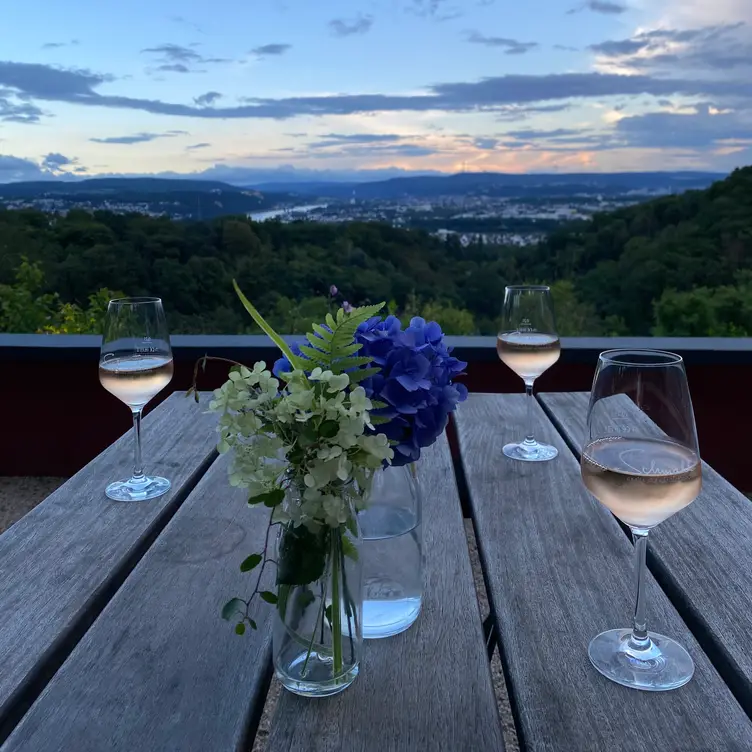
[456,393,752,752]
[1,451,275,752]
[0,392,218,743]
[266,434,505,752]
[540,390,752,714]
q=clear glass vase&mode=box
[359,464,423,639]
[273,490,363,698]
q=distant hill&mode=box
[0,178,293,219]
[516,165,752,335]
[250,171,727,200]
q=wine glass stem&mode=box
[131,408,145,484]
[630,529,650,649]
[524,381,536,446]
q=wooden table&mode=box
[2,392,752,751]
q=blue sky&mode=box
[0,0,751,182]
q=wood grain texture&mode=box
[540,390,752,714]
[1,451,275,752]
[0,392,218,742]
[456,393,752,752]
[266,435,505,752]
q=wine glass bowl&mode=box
[582,349,702,691]
[99,297,174,501]
[497,285,561,462]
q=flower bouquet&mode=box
[196,283,466,696]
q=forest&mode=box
[1,166,751,337]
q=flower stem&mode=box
[331,533,343,678]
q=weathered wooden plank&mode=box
[266,435,505,752]
[456,393,752,752]
[540,390,752,714]
[0,392,218,743]
[1,451,275,752]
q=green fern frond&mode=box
[348,367,380,384]
[297,345,330,367]
[370,415,392,426]
[312,324,333,342]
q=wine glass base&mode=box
[503,441,558,462]
[105,476,171,502]
[588,628,694,691]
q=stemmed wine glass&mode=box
[497,285,561,462]
[99,297,174,501]
[582,350,702,691]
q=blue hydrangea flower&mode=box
[356,316,467,466]
[273,316,467,466]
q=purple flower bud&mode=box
[343,301,354,314]
[329,285,338,297]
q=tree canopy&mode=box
[1,166,751,336]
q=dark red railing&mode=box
[1,335,749,492]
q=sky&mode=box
[0,0,751,183]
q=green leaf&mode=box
[347,367,380,384]
[345,515,358,538]
[248,488,285,507]
[240,553,262,573]
[232,280,307,372]
[325,312,337,330]
[305,332,328,350]
[221,598,245,621]
[277,524,329,586]
[312,323,333,342]
[341,534,359,562]
[338,342,362,356]
[297,344,329,366]
[260,591,278,605]
[319,420,339,439]
[333,356,374,370]
[249,618,258,630]
[235,622,246,635]
[370,415,391,426]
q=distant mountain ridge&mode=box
[0,177,246,197]
[249,170,727,200]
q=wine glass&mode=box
[497,285,561,462]
[99,297,174,501]
[582,350,702,691]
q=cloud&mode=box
[141,43,230,74]
[569,1,628,14]
[494,103,573,121]
[0,154,49,181]
[2,61,751,122]
[329,15,374,37]
[252,43,292,57]
[186,142,211,150]
[554,45,579,52]
[409,0,463,21]
[194,91,222,107]
[473,137,499,149]
[41,152,78,171]
[90,131,187,145]
[616,105,752,148]
[0,89,43,123]
[309,133,408,148]
[591,23,752,74]
[156,64,192,74]
[466,32,538,54]
[41,40,80,50]
[505,128,583,139]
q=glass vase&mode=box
[359,464,423,639]
[273,489,363,698]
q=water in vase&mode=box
[360,504,422,639]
